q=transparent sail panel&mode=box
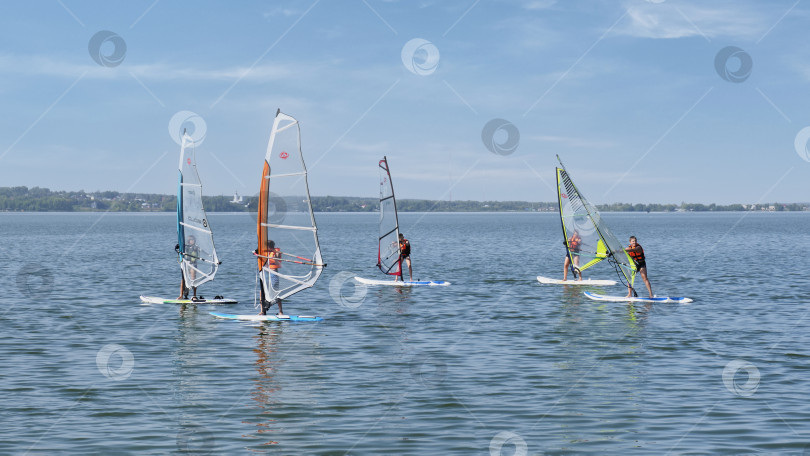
[557,166,635,286]
[378,158,401,276]
[558,168,605,273]
[178,133,218,288]
[258,112,323,302]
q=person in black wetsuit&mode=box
[625,236,653,298]
[177,235,200,300]
[397,233,412,282]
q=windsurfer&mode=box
[562,230,582,281]
[397,233,412,282]
[625,236,652,297]
[258,239,284,316]
[177,234,200,299]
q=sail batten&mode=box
[258,111,324,303]
[177,133,219,289]
[267,171,307,179]
[556,155,636,288]
[180,223,211,232]
[261,223,317,231]
[377,156,402,277]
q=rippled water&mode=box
[2,211,810,454]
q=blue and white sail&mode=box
[177,132,219,288]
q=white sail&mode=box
[257,110,324,302]
[177,133,219,288]
[377,156,401,277]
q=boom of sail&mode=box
[257,110,324,302]
[377,156,401,277]
[177,132,219,288]
[556,156,636,288]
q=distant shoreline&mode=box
[0,186,807,212]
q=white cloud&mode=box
[527,135,617,149]
[262,6,302,19]
[617,1,770,40]
[522,0,557,11]
[0,53,317,82]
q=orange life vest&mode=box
[267,248,281,270]
[627,244,645,263]
[569,236,581,250]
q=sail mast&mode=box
[377,156,402,277]
[556,166,578,278]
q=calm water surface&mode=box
[2,211,810,454]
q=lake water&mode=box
[2,211,810,454]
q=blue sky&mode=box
[1,0,809,204]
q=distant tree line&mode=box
[0,186,807,213]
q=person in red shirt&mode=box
[397,233,413,282]
[625,236,653,298]
[562,230,582,281]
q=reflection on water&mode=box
[175,304,217,455]
[248,325,283,449]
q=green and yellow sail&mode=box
[556,156,636,288]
